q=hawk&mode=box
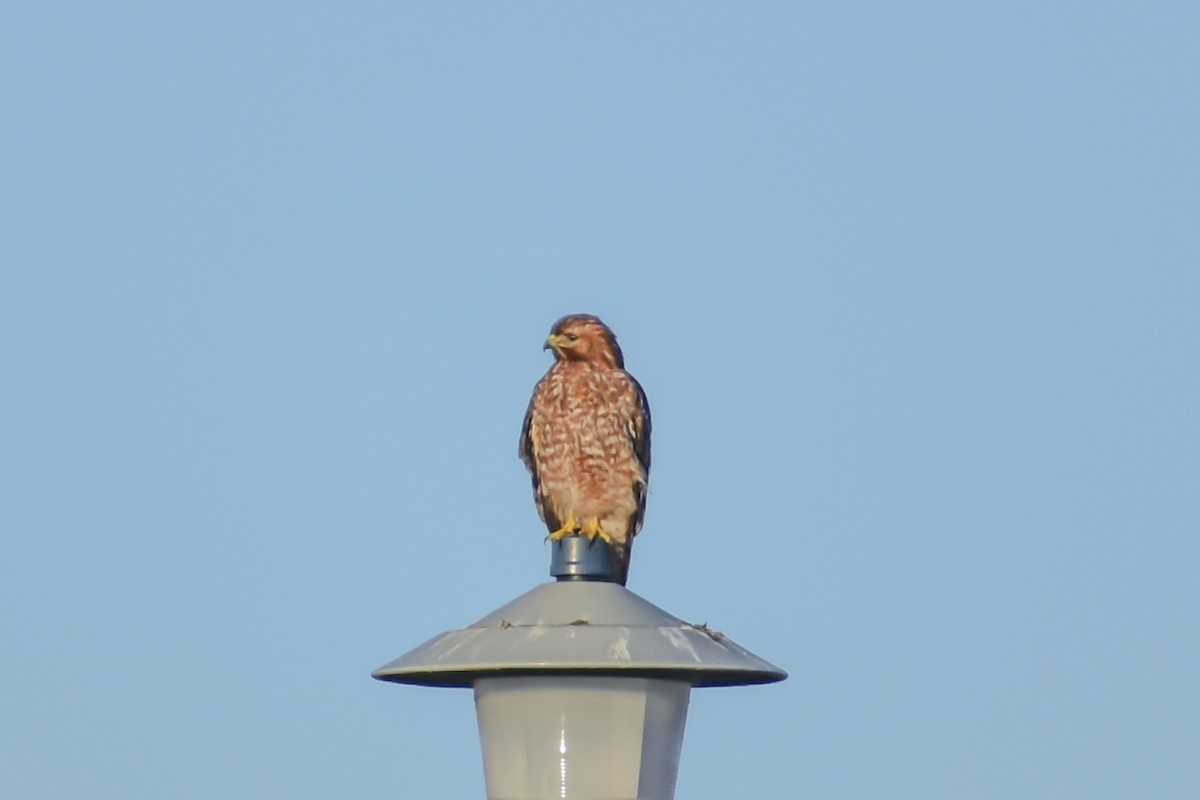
[519,314,651,585]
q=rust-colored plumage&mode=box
[519,314,651,585]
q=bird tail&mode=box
[609,539,632,586]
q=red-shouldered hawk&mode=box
[519,314,651,585]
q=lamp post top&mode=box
[372,537,787,689]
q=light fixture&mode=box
[373,537,786,800]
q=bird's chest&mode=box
[534,370,626,457]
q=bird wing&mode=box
[519,383,563,532]
[628,374,652,535]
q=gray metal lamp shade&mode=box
[372,537,786,800]
[372,537,787,687]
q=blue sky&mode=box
[2,3,1197,798]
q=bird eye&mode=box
[566,333,579,342]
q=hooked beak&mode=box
[544,333,561,351]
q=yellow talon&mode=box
[546,517,579,541]
[579,518,614,544]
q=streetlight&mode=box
[373,536,786,800]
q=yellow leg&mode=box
[579,518,614,544]
[546,516,579,541]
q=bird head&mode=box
[544,314,625,368]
